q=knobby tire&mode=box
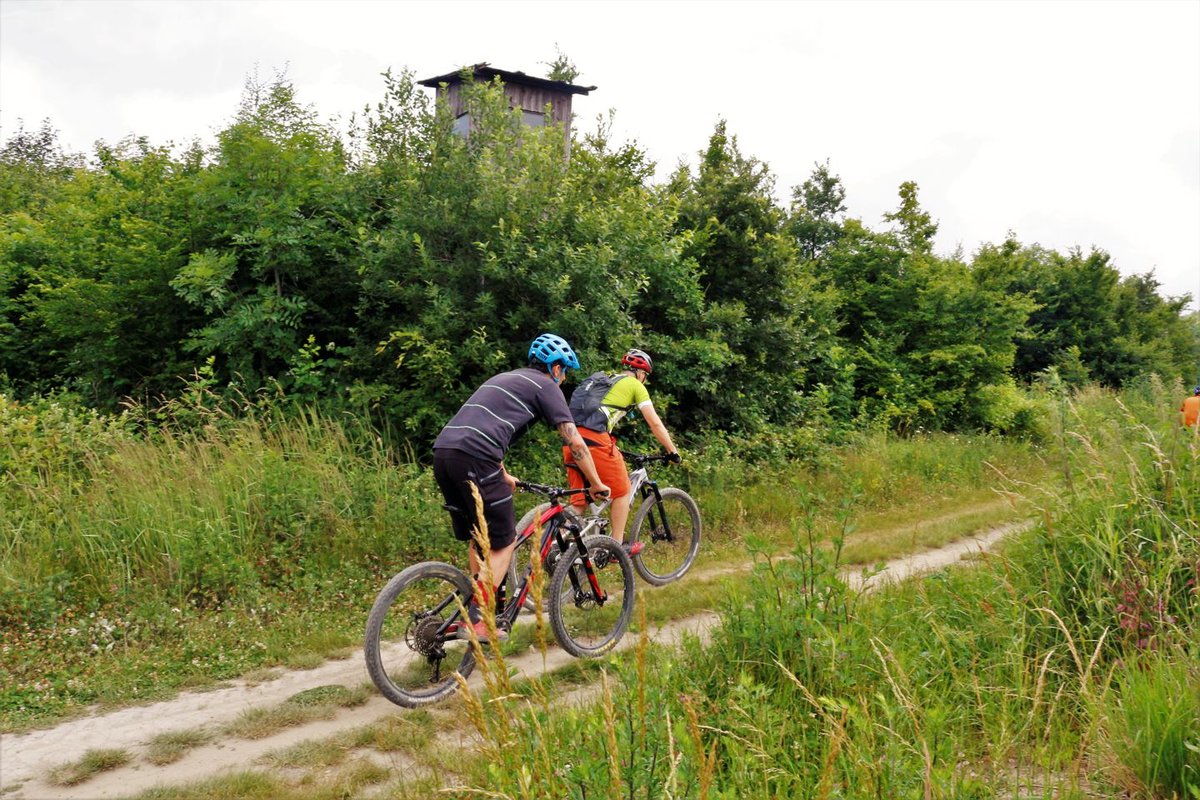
[628,487,702,586]
[364,561,477,708]
[547,535,635,658]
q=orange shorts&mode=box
[562,430,630,507]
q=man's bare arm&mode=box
[640,403,677,455]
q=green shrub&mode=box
[975,380,1052,439]
[0,391,132,490]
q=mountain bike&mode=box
[364,484,635,708]
[516,452,702,587]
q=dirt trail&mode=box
[0,518,1027,800]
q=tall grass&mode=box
[0,384,1044,731]
[449,379,1198,798]
[2,402,443,620]
[1,393,454,728]
[682,425,1043,560]
[1099,650,1200,798]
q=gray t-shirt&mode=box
[433,368,573,462]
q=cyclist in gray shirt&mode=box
[433,333,610,643]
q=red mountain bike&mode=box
[364,483,635,707]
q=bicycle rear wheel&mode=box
[628,487,702,586]
[364,562,476,707]
[547,535,635,658]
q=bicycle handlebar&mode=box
[515,481,596,501]
[517,451,678,501]
[622,451,681,467]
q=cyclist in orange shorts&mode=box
[563,349,680,554]
[1181,385,1200,431]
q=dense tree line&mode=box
[1,70,1196,445]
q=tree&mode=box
[669,121,830,432]
[542,46,581,84]
[348,74,704,442]
[820,210,1033,432]
[788,160,847,261]
[971,236,1197,386]
[883,181,938,255]
[0,136,197,402]
[0,119,84,214]
[172,75,358,388]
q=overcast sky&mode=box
[3,0,1198,308]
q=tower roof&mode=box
[418,62,596,95]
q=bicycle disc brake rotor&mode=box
[406,614,446,658]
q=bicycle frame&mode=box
[416,488,613,652]
[498,490,613,628]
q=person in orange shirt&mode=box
[1181,386,1200,430]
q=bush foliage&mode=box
[2,69,1195,443]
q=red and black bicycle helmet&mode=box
[621,348,653,374]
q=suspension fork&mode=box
[642,480,675,543]
[563,519,608,603]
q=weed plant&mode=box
[1098,650,1200,797]
[0,388,455,728]
[222,684,369,740]
[145,727,214,766]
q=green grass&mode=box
[633,571,730,627]
[338,709,437,754]
[20,384,1186,798]
[838,493,1026,564]
[47,747,131,786]
[0,424,1042,734]
[145,728,214,766]
[1100,652,1200,798]
[286,684,370,708]
[260,738,350,770]
[222,684,370,740]
[0,577,386,732]
[130,758,400,800]
[131,771,318,800]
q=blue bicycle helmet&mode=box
[528,333,581,371]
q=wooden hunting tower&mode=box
[418,63,596,139]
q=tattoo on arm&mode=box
[558,422,592,464]
[558,421,579,442]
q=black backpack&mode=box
[569,372,632,433]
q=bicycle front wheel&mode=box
[364,561,476,707]
[629,488,702,586]
[547,535,635,658]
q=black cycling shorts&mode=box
[432,449,517,551]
